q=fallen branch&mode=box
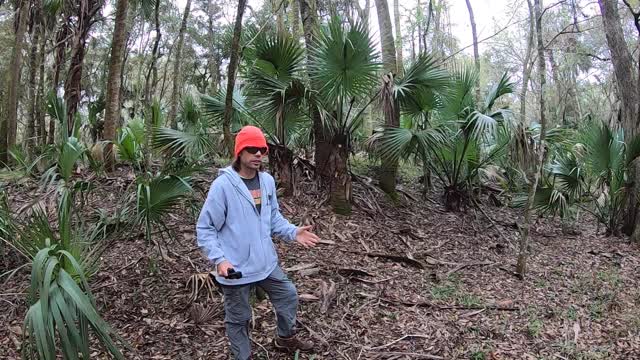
[367,334,431,351]
[297,319,330,346]
[444,261,495,278]
[472,198,515,250]
[357,293,518,311]
[367,350,444,359]
[348,251,426,269]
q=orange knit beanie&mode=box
[234,126,268,158]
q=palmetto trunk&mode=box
[328,134,351,214]
[222,0,247,155]
[103,0,130,172]
[168,0,192,129]
[2,0,29,165]
[269,144,295,196]
[597,0,640,241]
[375,0,399,196]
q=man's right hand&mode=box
[217,260,234,277]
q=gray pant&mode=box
[222,265,298,360]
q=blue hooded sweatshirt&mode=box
[196,166,298,285]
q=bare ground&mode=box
[2,169,640,360]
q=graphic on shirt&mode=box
[250,189,262,207]
[241,174,261,213]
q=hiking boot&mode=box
[273,335,314,353]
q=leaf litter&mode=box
[1,169,640,359]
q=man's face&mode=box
[239,146,267,170]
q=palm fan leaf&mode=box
[200,90,251,132]
[308,17,380,103]
[394,53,450,106]
[136,175,193,225]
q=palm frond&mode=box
[136,174,193,239]
[153,126,213,159]
[394,53,450,105]
[483,72,514,111]
[308,17,380,103]
[200,90,251,132]
[626,133,640,166]
[369,126,445,163]
[23,245,125,360]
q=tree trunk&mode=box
[103,0,130,172]
[49,23,69,145]
[519,0,535,125]
[36,25,46,146]
[393,0,403,74]
[2,0,29,165]
[328,134,352,215]
[299,0,332,184]
[64,0,102,135]
[598,0,640,241]
[517,0,548,278]
[375,0,400,197]
[464,0,481,103]
[417,0,422,54]
[273,0,285,36]
[290,0,302,38]
[269,144,295,196]
[207,0,218,95]
[27,12,42,153]
[168,0,192,129]
[222,0,247,156]
[144,0,162,106]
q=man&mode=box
[197,125,319,359]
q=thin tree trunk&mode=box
[64,0,102,135]
[598,0,640,241]
[49,22,69,144]
[168,0,192,129]
[519,0,535,125]
[410,26,415,61]
[289,0,302,38]
[464,0,480,103]
[375,0,400,196]
[299,0,332,183]
[417,0,422,54]
[2,0,29,165]
[36,24,46,146]
[207,0,218,95]
[393,0,403,74]
[273,0,285,36]
[27,12,42,153]
[434,0,442,57]
[103,0,130,172]
[425,0,433,44]
[517,0,548,278]
[222,0,248,155]
[144,0,162,105]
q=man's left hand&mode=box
[295,225,320,248]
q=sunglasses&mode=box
[244,146,268,155]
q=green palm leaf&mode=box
[24,246,125,360]
[308,17,380,103]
